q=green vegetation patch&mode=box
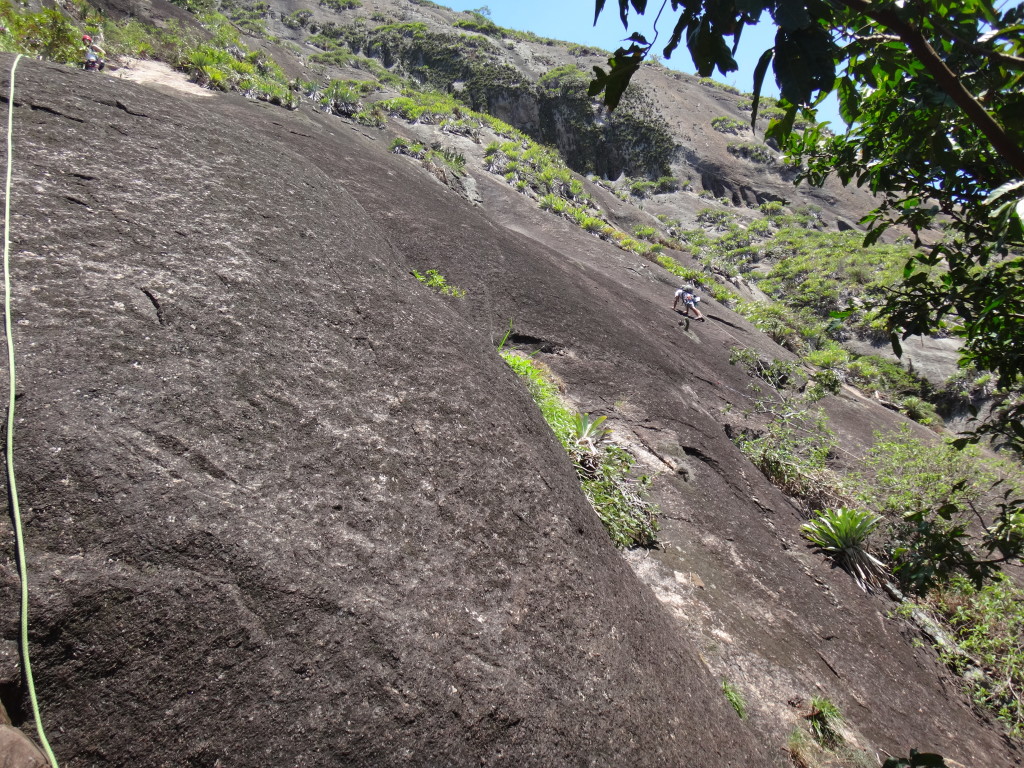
[931,575,1024,736]
[453,12,502,37]
[736,401,851,513]
[312,19,528,111]
[320,0,361,9]
[220,0,269,37]
[500,350,659,548]
[727,140,775,164]
[282,9,313,29]
[802,507,885,589]
[0,0,84,63]
[857,429,1024,593]
[392,137,466,176]
[184,28,298,107]
[411,268,465,298]
[721,680,747,719]
[711,115,747,134]
[698,77,740,94]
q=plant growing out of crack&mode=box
[411,269,465,298]
[806,696,845,748]
[500,349,658,548]
[721,679,747,719]
[568,413,610,457]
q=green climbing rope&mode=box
[4,53,59,768]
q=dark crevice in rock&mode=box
[27,103,85,123]
[116,100,148,117]
[140,287,165,325]
[64,195,89,208]
[0,681,26,726]
[507,333,563,354]
[681,445,720,470]
[96,98,149,117]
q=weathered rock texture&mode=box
[0,30,1018,768]
[0,56,775,767]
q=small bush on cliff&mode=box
[898,395,938,425]
[282,9,313,29]
[696,208,735,227]
[721,680,747,719]
[411,269,465,298]
[629,179,657,198]
[319,0,360,11]
[807,697,846,748]
[698,77,740,94]
[379,92,465,123]
[711,116,746,134]
[931,574,1024,736]
[729,348,803,391]
[735,301,816,354]
[727,141,775,164]
[735,401,851,514]
[453,13,502,37]
[221,0,270,37]
[320,79,364,115]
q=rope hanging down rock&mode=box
[4,53,60,768]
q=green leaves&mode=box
[749,47,774,126]
[985,178,1024,241]
[588,45,645,109]
[569,413,610,452]
[801,507,885,589]
[501,351,658,548]
[411,269,466,298]
[773,25,836,106]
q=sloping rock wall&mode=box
[0,56,777,766]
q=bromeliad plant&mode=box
[567,412,610,479]
[569,413,610,453]
[801,507,885,590]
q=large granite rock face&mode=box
[0,56,775,766]
[0,43,1020,768]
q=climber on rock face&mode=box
[82,34,106,71]
[672,285,705,322]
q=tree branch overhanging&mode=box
[834,0,1024,176]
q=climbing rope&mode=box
[4,53,59,768]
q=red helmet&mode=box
[82,34,92,42]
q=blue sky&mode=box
[441,0,842,125]
[442,0,779,94]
